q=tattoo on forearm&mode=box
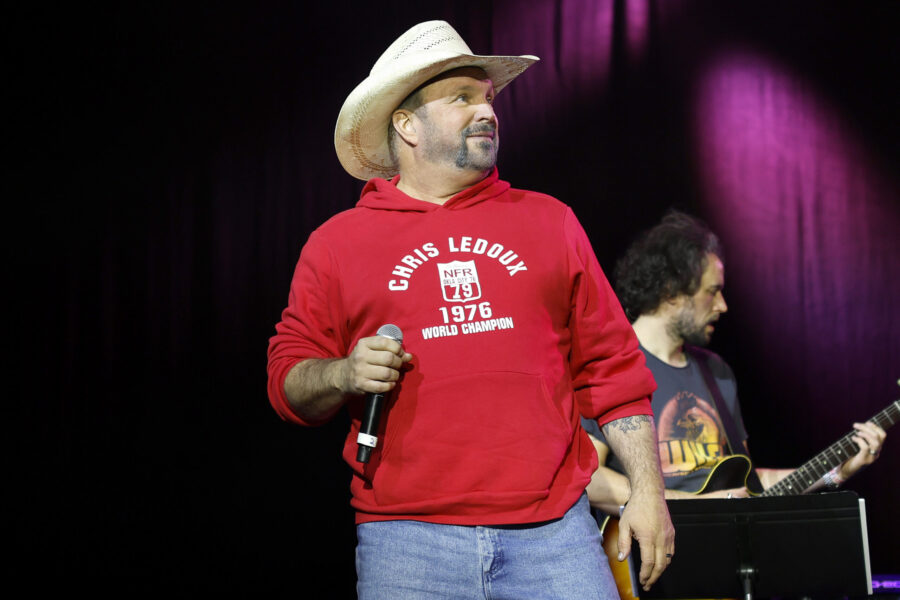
[603,415,651,436]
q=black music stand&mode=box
[631,491,872,600]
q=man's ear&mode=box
[391,109,418,146]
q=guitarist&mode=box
[582,210,887,535]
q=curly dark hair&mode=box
[614,210,722,322]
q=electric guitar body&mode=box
[689,454,763,495]
[599,456,757,600]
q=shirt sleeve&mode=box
[266,230,349,426]
[563,208,657,427]
[580,415,604,440]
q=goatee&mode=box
[454,123,498,170]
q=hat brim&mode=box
[335,52,538,181]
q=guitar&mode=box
[602,399,899,600]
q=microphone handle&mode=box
[356,391,386,463]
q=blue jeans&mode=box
[356,493,619,599]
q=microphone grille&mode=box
[376,323,403,343]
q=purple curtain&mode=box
[694,48,900,449]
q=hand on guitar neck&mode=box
[675,418,886,497]
[821,420,887,481]
[656,417,887,498]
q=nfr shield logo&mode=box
[438,260,482,302]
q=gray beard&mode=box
[453,125,498,170]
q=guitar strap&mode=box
[686,345,764,492]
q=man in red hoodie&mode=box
[268,20,673,598]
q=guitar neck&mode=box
[761,399,900,497]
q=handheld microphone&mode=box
[356,324,404,463]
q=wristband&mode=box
[821,466,846,490]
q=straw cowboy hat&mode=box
[334,20,539,181]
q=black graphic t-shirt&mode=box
[582,345,747,493]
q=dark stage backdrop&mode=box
[15,0,898,595]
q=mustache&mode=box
[463,123,497,137]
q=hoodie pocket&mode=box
[372,370,573,507]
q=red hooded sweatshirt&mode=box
[267,169,655,525]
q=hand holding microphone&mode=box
[355,324,408,463]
